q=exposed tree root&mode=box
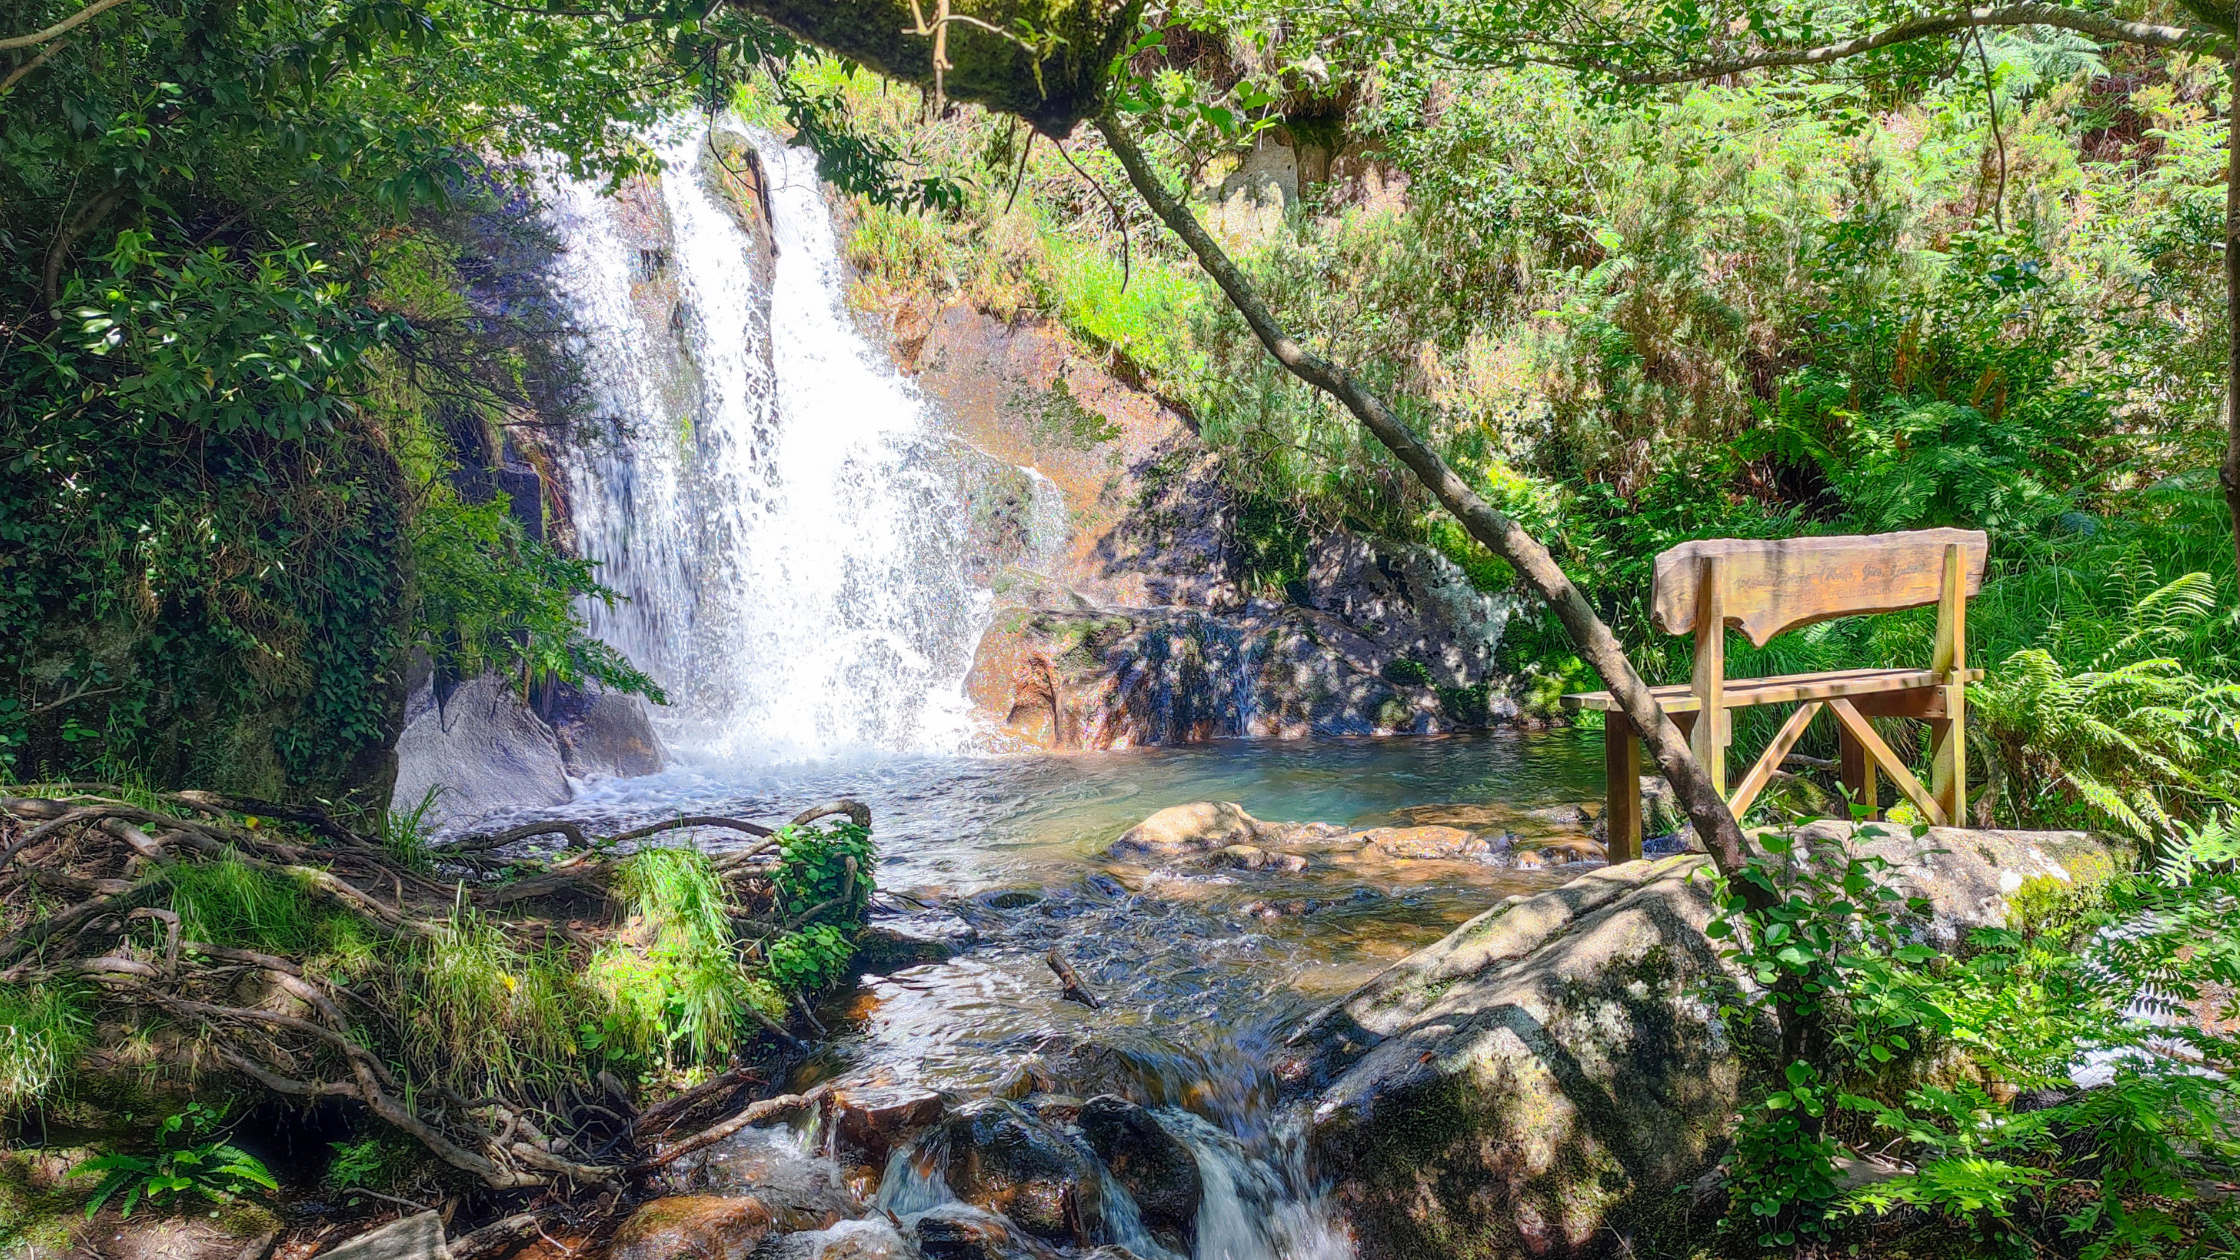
[0,788,870,1196]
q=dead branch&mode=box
[1045,947,1102,1009]
[630,1064,760,1138]
[634,1085,829,1171]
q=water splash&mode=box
[545,122,986,768]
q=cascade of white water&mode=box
[544,123,986,768]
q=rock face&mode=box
[894,293,1518,751]
[937,1100,1104,1246]
[605,1195,775,1260]
[1296,822,2128,1259]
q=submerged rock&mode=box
[607,1195,775,1260]
[937,1099,1104,1246]
[1108,801,1266,860]
[1074,1097,1201,1240]
[686,1127,860,1232]
[909,1203,1061,1260]
[1352,824,1490,861]
[1295,822,2128,1259]
[754,1217,919,1260]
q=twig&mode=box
[1046,947,1103,1009]
[1055,138,1130,293]
[1003,126,1034,214]
[630,1065,760,1138]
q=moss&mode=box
[0,1150,89,1259]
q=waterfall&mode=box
[543,123,987,767]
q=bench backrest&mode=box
[1651,528,1989,648]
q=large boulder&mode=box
[390,671,571,829]
[1108,802,1267,860]
[937,1099,1105,1246]
[1296,822,2126,1259]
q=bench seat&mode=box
[1561,666,1984,715]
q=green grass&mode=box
[166,857,369,959]
[0,980,89,1110]
[397,905,580,1095]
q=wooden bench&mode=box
[1562,528,1989,862]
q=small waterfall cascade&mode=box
[543,123,987,766]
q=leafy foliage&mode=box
[1707,816,2240,1254]
[773,820,876,923]
[69,1105,277,1218]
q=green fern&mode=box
[1975,573,2240,839]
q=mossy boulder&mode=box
[1293,822,2127,1258]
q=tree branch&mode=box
[1089,111,1758,889]
[1614,3,2223,85]
[0,0,129,50]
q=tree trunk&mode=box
[1091,113,1759,892]
[2225,53,2240,578]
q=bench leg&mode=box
[1604,713,1642,864]
[1930,683,1967,826]
[1840,724,1879,821]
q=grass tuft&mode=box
[0,980,89,1109]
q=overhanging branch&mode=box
[1615,3,2224,85]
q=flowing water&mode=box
[546,123,985,763]
[533,124,1605,1257]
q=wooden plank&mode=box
[1563,667,1980,713]
[1727,701,1824,822]
[1691,555,1727,795]
[1840,723,1878,821]
[1827,698,1947,826]
[1604,712,1642,864]
[1651,529,1988,647]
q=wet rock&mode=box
[688,1129,861,1232]
[856,912,979,972]
[318,1212,448,1260]
[1074,1097,1201,1239]
[938,1099,1104,1245]
[542,680,664,779]
[908,1203,1061,1260]
[752,1217,918,1260]
[1351,825,1489,861]
[1208,844,1308,873]
[607,1195,774,1260]
[1109,802,1265,860]
[1297,822,2130,1260]
[833,1085,947,1171]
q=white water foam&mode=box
[545,122,986,769]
